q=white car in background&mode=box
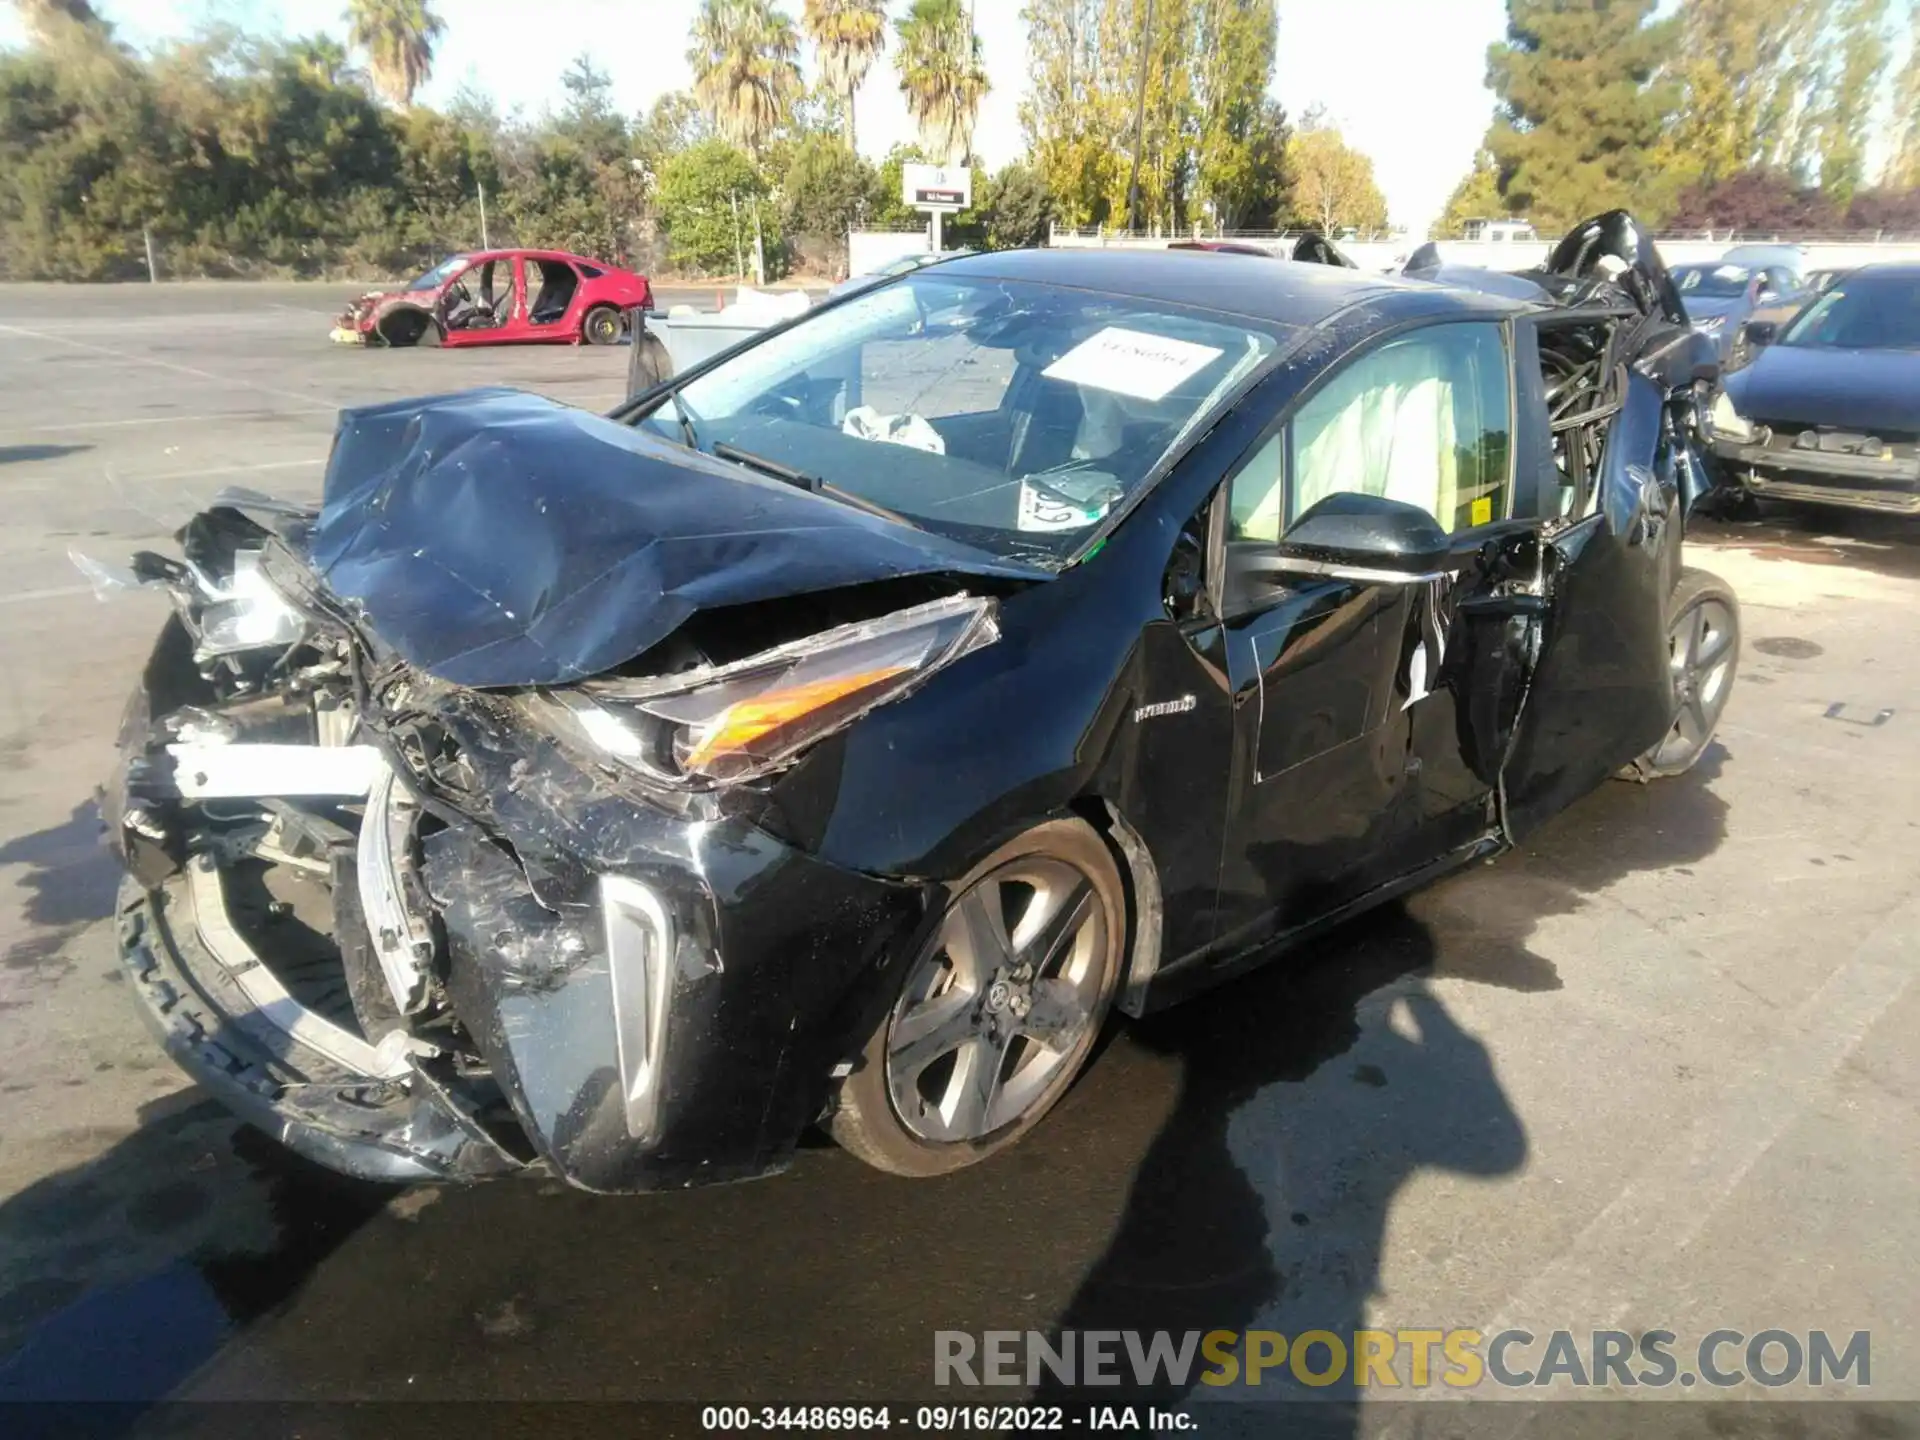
[828,249,973,299]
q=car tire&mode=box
[1621,567,1739,781]
[828,817,1128,1177]
[583,305,623,346]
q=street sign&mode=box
[902,163,972,214]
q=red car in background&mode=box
[332,248,653,348]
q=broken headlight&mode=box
[526,594,998,787]
[194,548,310,660]
[1706,390,1753,444]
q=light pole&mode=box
[1124,0,1156,234]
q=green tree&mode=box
[1658,0,1831,193]
[1809,0,1891,202]
[1436,146,1505,236]
[1101,0,1196,231]
[982,162,1054,248]
[555,52,627,166]
[1482,0,1677,230]
[781,130,878,236]
[1192,0,1287,230]
[656,136,771,273]
[896,0,988,164]
[288,34,358,88]
[868,141,929,226]
[1889,10,1920,187]
[1286,114,1387,235]
[801,0,886,151]
[344,0,445,109]
[633,90,713,183]
[1019,0,1124,229]
[688,0,804,156]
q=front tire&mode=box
[829,817,1127,1177]
[1623,568,1739,781]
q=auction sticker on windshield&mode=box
[1042,326,1223,401]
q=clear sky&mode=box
[0,0,1902,236]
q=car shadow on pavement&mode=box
[0,760,1728,1428]
[0,801,123,980]
[0,1091,391,1411]
[1031,750,1731,1434]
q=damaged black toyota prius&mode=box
[96,213,1737,1192]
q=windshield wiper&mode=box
[710,442,917,529]
[667,391,701,450]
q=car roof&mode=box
[1835,262,1920,281]
[459,248,615,267]
[930,247,1518,329]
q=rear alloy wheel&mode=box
[1625,568,1740,780]
[830,818,1126,1176]
[582,305,623,346]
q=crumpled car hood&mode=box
[1725,345,1920,433]
[304,389,1047,688]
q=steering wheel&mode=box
[446,280,474,308]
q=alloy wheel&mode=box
[886,856,1112,1144]
[1649,592,1737,771]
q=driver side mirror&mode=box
[1250,492,1452,583]
[1742,320,1777,349]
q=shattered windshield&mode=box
[635,273,1287,566]
[1672,264,1753,299]
[1779,274,1920,350]
[408,256,468,292]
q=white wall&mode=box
[848,229,931,276]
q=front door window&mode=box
[1231,323,1514,543]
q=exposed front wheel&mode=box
[582,305,623,346]
[829,818,1127,1176]
[1624,568,1739,780]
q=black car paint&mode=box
[310,388,1046,687]
[107,234,1697,1191]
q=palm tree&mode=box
[801,0,887,151]
[344,0,445,109]
[895,0,987,166]
[688,0,805,156]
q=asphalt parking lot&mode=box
[1,282,1917,1434]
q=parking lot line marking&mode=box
[115,456,326,484]
[0,321,339,416]
[22,412,269,434]
[0,584,95,607]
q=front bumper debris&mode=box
[106,615,933,1192]
[1713,437,1920,514]
[119,868,522,1184]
